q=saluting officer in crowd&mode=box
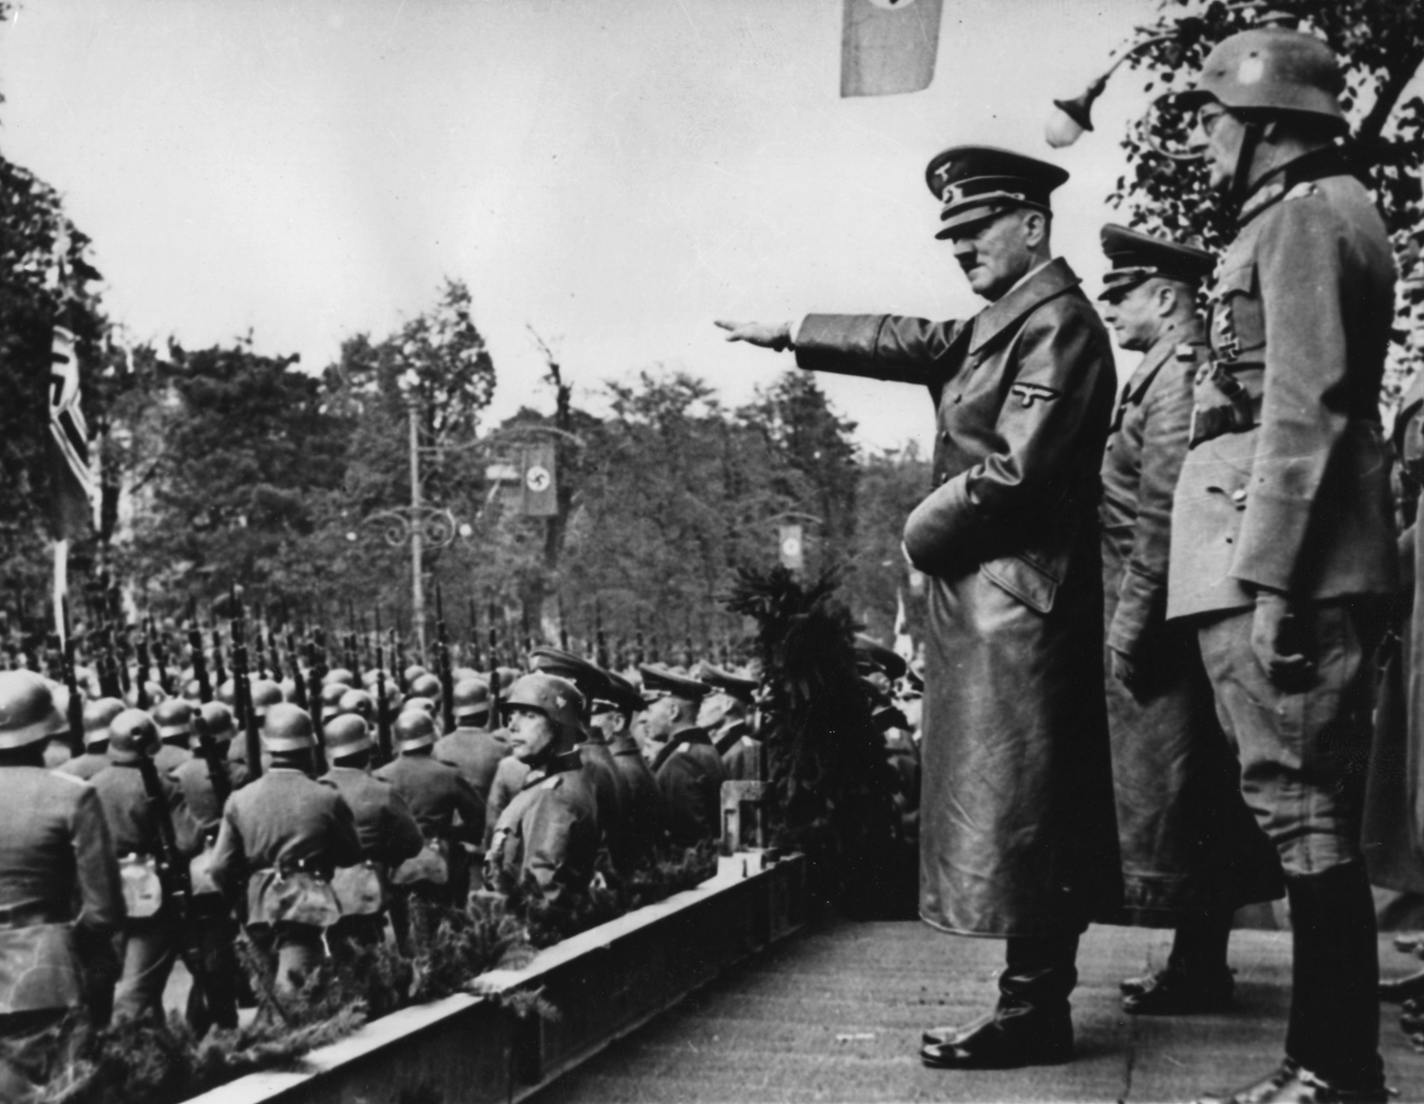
[90,709,200,1023]
[210,703,362,1004]
[1169,28,1399,1104]
[0,672,121,1102]
[486,674,599,919]
[639,665,725,847]
[1093,225,1282,1014]
[719,145,1120,1069]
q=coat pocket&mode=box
[979,551,1063,614]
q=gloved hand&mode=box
[713,319,793,351]
[1250,590,1314,690]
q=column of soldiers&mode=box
[0,610,887,1100]
[723,24,1409,1104]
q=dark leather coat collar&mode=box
[969,257,1082,355]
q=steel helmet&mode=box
[109,709,159,764]
[324,713,372,759]
[402,664,430,691]
[197,701,236,744]
[0,671,68,750]
[337,687,376,722]
[502,673,585,737]
[1181,28,1346,132]
[249,679,284,720]
[152,698,195,742]
[393,709,437,753]
[409,673,443,704]
[322,667,355,688]
[451,678,490,722]
[83,697,126,749]
[261,702,315,753]
[319,682,349,717]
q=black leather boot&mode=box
[921,934,1077,1068]
[1122,912,1235,1014]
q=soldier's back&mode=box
[434,726,508,802]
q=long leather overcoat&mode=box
[1099,321,1281,923]
[797,259,1122,936]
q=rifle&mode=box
[466,596,482,671]
[487,600,500,733]
[286,627,309,712]
[193,706,232,808]
[188,619,214,704]
[373,609,394,765]
[595,604,610,670]
[149,616,174,696]
[210,624,227,691]
[230,593,262,779]
[135,748,220,1025]
[135,624,153,710]
[305,628,328,774]
[264,617,283,682]
[434,585,455,735]
[59,604,84,758]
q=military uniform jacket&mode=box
[320,766,424,868]
[172,752,246,835]
[488,751,598,913]
[483,755,530,850]
[721,734,764,782]
[57,751,110,782]
[90,761,201,860]
[434,725,510,805]
[1098,321,1282,921]
[209,768,362,898]
[652,725,724,846]
[609,736,663,860]
[796,258,1122,935]
[374,753,485,844]
[1168,151,1397,618]
[154,742,191,778]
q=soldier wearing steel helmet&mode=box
[1093,225,1284,1017]
[374,709,484,909]
[320,713,422,955]
[433,677,509,810]
[90,708,202,1022]
[152,698,196,776]
[227,678,283,778]
[486,673,599,919]
[1169,27,1397,1104]
[0,671,121,1100]
[719,145,1119,1069]
[57,696,125,782]
[209,703,361,1003]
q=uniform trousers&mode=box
[186,897,239,1034]
[113,915,176,1022]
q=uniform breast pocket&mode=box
[1210,263,1264,361]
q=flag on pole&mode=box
[518,443,558,518]
[840,0,944,98]
[47,322,96,540]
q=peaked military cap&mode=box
[924,146,1069,239]
[596,670,646,715]
[853,634,908,681]
[638,663,710,702]
[699,664,758,705]
[529,646,609,703]
[1098,224,1215,301]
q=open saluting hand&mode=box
[714,319,793,351]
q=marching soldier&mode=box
[639,665,724,847]
[0,672,121,1101]
[375,710,484,911]
[210,703,361,1004]
[320,714,423,953]
[90,709,201,1022]
[486,674,599,921]
[719,145,1120,1068]
[1171,28,1398,1103]
[57,696,125,782]
[228,678,283,776]
[434,678,510,810]
[152,698,195,775]
[1094,225,1282,1014]
[590,671,664,867]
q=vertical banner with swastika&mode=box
[777,524,805,572]
[840,0,944,98]
[519,443,558,518]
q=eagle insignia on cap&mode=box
[1010,382,1059,408]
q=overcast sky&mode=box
[1,0,1151,454]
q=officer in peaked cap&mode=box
[1093,224,1282,1019]
[718,142,1119,1069]
[638,664,725,846]
[210,704,361,1004]
[700,665,761,778]
[590,670,663,866]
[486,673,599,918]
[1168,28,1397,1104]
[529,647,631,867]
[0,672,121,1097]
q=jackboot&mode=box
[920,934,1077,1068]
[1122,912,1235,1014]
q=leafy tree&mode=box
[1110,1,1424,401]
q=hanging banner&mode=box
[840,0,944,98]
[519,444,558,518]
[777,524,805,572]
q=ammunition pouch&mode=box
[1189,361,1263,447]
[391,837,451,887]
[119,853,164,920]
[189,834,221,898]
[247,864,342,929]
[331,861,387,916]
[0,922,83,1013]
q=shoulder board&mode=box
[1285,181,1319,201]
[541,775,563,791]
[1174,342,1196,362]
